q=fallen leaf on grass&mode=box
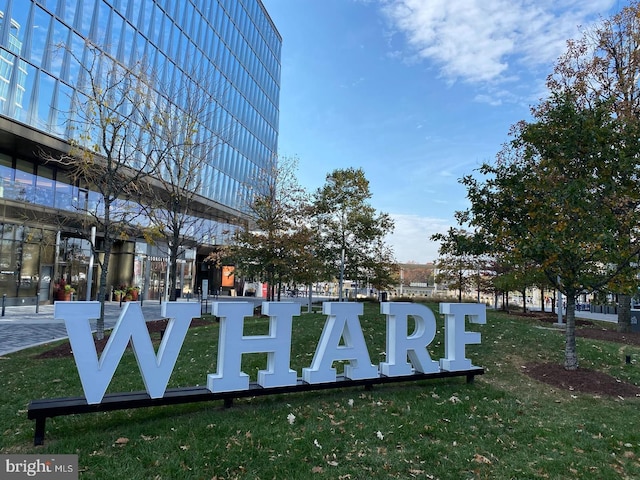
[114,437,129,446]
[312,466,324,473]
[473,454,492,465]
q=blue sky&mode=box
[261,0,622,264]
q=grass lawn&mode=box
[1,302,640,479]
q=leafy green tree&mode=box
[233,156,312,300]
[432,228,479,302]
[312,168,396,299]
[547,2,640,332]
[461,93,640,369]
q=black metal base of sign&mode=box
[28,368,483,445]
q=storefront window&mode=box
[20,241,40,296]
[57,236,93,300]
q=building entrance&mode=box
[56,235,95,301]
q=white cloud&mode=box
[386,213,451,263]
[381,0,616,84]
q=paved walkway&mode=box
[0,299,206,357]
[0,299,619,357]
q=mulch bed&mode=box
[523,362,640,398]
[513,310,640,398]
[33,318,213,359]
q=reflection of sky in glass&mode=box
[30,7,49,65]
[0,0,282,212]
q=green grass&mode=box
[2,303,640,479]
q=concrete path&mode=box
[0,301,168,356]
[0,296,297,356]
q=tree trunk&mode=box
[169,248,178,302]
[96,239,112,340]
[521,288,527,313]
[564,293,578,370]
[618,294,631,333]
[540,287,545,313]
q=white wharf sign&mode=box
[54,301,485,405]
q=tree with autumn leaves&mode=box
[233,163,397,300]
[459,2,640,370]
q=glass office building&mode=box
[0,0,281,303]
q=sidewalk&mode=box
[0,296,295,357]
[525,306,618,323]
[0,299,201,357]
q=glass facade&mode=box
[0,0,281,302]
[0,0,281,212]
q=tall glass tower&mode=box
[0,0,281,303]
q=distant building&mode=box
[393,262,440,298]
[0,0,281,303]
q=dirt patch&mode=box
[515,310,594,327]
[523,362,640,398]
[575,328,640,346]
[513,311,640,397]
[33,318,213,359]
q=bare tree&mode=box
[43,42,158,338]
[142,65,233,301]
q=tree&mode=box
[233,156,312,301]
[142,65,231,301]
[547,2,640,332]
[432,228,490,303]
[461,92,640,370]
[44,42,157,338]
[312,168,396,299]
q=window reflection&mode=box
[54,172,73,210]
[15,159,35,202]
[0,0,281,217]
[35,166,54,207]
